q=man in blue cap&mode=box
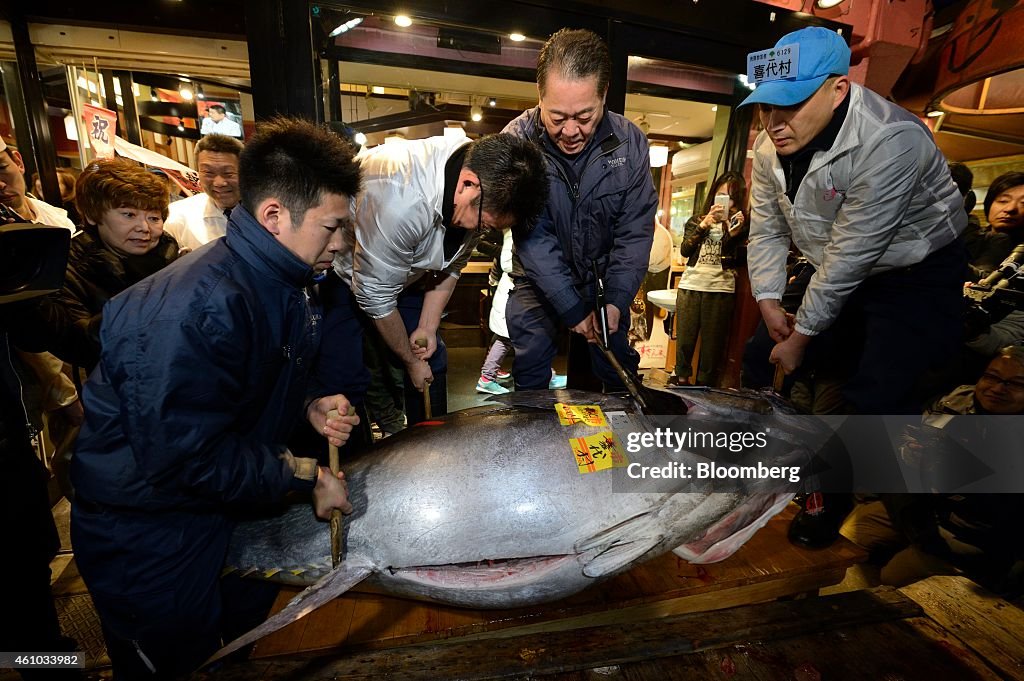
[740,27,968,549]
[742,26,967,415]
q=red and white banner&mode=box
[112,136,202,196]
[82,104,117,159]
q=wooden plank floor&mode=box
[206,577,1022,681]
[252,503,866,658]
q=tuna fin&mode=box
[582,536,664,578]
[203,561,373,668]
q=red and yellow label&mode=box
[555,403,608,427]
[571,431,629,474]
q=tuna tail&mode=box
[203,561,374,668]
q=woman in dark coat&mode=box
[672,171,748,386]
[33,158,179,373]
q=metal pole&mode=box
[8,12,60,207]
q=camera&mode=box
[964,243,1024,337]
[0,222,71,305]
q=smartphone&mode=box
[713,193,731,219]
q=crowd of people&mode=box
[0,23,1021,681]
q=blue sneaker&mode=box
[548,373,567,390]
[476,376,510,395]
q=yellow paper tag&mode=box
[555,403,608,427]
[571,431,629,474]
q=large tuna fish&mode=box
[211,387,819,662]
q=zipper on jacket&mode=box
[544,132,626,205]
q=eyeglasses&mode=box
[476,181,485,230]
[978,372,1024,391]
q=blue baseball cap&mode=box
[739,27,850,108]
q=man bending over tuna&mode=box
[71,117,363,679]
[314,133,548,430]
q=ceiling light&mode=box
[711,105,718,112]
[926,109,944,118]
[177,117,185,132]
[371,85,385,94]
[815,0,846,7]
[179,84,194,100]
[150,87,159,101]
[509,33,526,42]
[196,84,205,100]
[353,131,367,146]
[329,17,364,38]
[394,14,412,27]
[488,98,497,107]
[470,105,483,122]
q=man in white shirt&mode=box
[200,105,243,138]
[163,134,243,251]
[0,139,75,230]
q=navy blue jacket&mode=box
[71,207,321,601]
[504,107,657,326]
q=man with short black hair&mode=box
[504,28,657,391]
[200,103,243,137]
[164,133,244,251]
[0,139,75,229]
[317,132,547,426]
[71,117,362,678]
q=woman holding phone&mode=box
[672,171,748,386]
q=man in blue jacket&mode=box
[504,28,657,390]
[70,118,362,679]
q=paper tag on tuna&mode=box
[555,403,608,427]
[571,432,629,474]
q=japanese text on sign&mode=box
[571,432,629,474]
[746,44,800,84]
[555,403,608,427]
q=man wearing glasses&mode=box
[164,134,243,252]
[317,132,547,430]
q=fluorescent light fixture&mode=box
[649,145,669,168]
[371,85,385,94]
[329,17,364,38]
[509,33,526,42]
[394,14,412,27]
[64,112,78,141]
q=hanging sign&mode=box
[82,103,117,159]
